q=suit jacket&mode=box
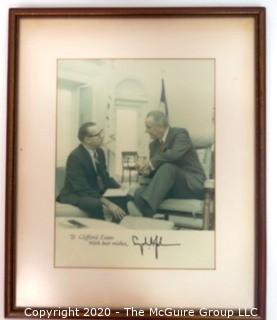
[57,144,119,205]
[149,127,206,192]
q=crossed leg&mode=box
[134,163,202,217]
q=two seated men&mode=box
[57,111,205,221]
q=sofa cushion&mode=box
[120,216,174,230]
[56,202,88,218]
[159,199,204,216]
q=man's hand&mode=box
[136,162,151,176]
[107,202,126,221]
[101,198,126,221]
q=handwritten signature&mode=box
[132,235,181,259]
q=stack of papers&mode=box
[103,188,128,197]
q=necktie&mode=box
[160,141,165,152]
[93,151,105,193]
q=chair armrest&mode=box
[204,179,214,190]
[203,179,214,230]
[140,177,215,189]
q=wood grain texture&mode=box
[5,7,266,319]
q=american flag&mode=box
[160,78,169,117]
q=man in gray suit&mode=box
[133,110,206,217]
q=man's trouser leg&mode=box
[134,163,188,217]
[107,195,133,214]
[78,197,104,220]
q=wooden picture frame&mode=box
[5,7,266,319]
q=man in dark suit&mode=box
[57,122,128,221]
[133,110,206,217]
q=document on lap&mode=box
[103,188,128,197]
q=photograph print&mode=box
[55,59,215,269]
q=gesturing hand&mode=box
[136,162,151,176]
[107,202,126,221]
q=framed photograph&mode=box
[5,7,266,319]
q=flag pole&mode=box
[160,76,169,119]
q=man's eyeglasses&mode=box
[86,129,103,138]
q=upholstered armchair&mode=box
[137,138,215,230]
[158,141,214,230]
[55,167,88,218]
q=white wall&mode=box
[0,1,276,320]
[57,59,214,167]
